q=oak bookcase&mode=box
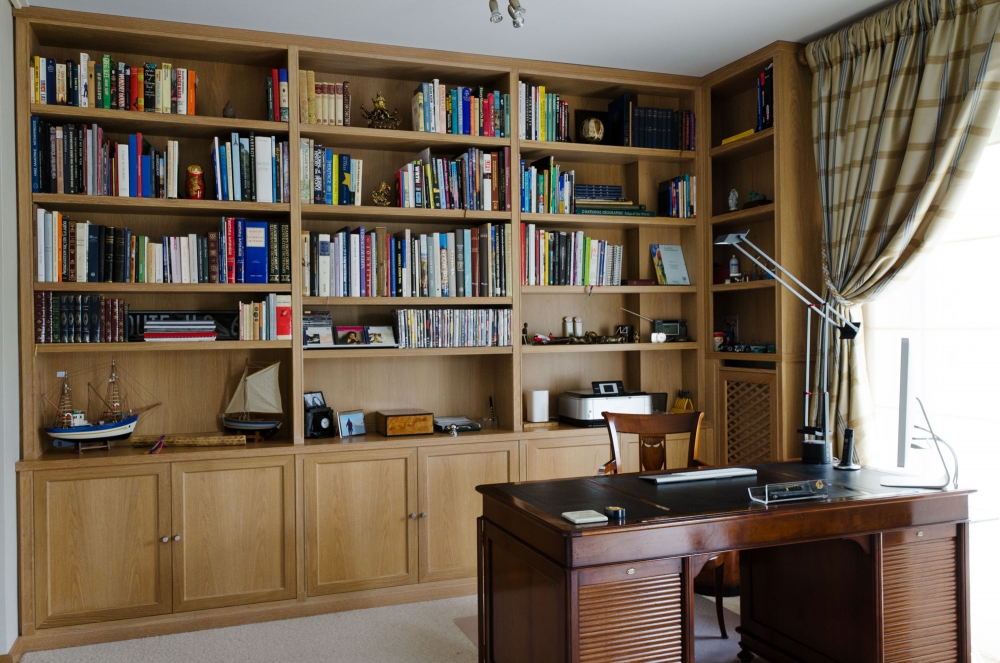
[11,6,818,654]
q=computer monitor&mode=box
[897,338,911,468]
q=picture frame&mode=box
[336,409,366,437]
[303,325,335,348]
[364,325,397,347]
[304,391,326,409]
[335,325,365,345]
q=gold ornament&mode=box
[359,92,402,130]
[372,181,394,207]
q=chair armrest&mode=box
[597,459,618,476]
[689,459,710,468]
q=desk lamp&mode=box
[714,231,860,464]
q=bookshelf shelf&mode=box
[299,124,510,152]
[519,140,695,165]
[34,340,293,353]
[35,282,293,293]
[303,296,512,306]
[302,346,513,359]
[521,285,697,295]
[300,205,510,223]
[521,342,698,354]
[518,213,696,230]
[709,126,774,162]
[710,203,775,227]
[31,193,291,216]
[710,280,776,292]
[704,351,779,363]
[29,104,289,139]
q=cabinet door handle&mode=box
[173,535,181,541]
[419,512,428,519]
[409,513,418,519]
[161,537,169,543]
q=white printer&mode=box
[558,381,652,427]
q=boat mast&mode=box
[54,378,73,427]
[103,359,123,423]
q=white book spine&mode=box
[76,222,88,282]
[526,223,535,286]
[301,232,310,296]
[431,232,441,297]
[430,79,438,133]
[50,213,58,282]
[212,137,222,200]
[79,54,89,107]
[179,236,191,284]
[354,159,363,206]
[318,233,331,297]
[254,136,273,203]
[230,137,242,202]
[171,237,182,284]
[155,244,164,283]
[36,209,45,282]
[225,142,235,202]
[447,232,456,298]
[349,234,360,297]
[464,229,472,296]
[188,233,198,284]
[117,143,129,196]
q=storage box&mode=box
[374,409,434,437]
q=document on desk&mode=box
[640,467,757,484]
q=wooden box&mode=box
[374,409,434,437]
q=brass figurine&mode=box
[359,92,402,130]
[372,181,394,206]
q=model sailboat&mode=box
[222,361,283,440]
[44,359,160,452]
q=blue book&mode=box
[45,59,55,105]
[313,146,324,204]
[243,220,269,283]
[235,218,245,283]
[464,229,472,296]
[127,135,138,197]
[219,144,229,201]
[387,237,395,296]
[324,150,333,205]
[340,154,351,206]
[141,155,151,197]
[87,225,99,282]
[462,88,471,135]
[30,117,39,192]
[422,83,431,132]
[230,133,242,202]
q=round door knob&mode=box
[173,535,181,541]
[161,537,169,543]
[419,512,428,519]
[409,513,418,519]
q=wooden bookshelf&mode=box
[303,296,512,306]
[299,124,510,152]
[521,342,697,354]
[518,212,697,230]
[34,340,292,353]
[521,285,697,295]
[709,126,774,162]
[29,103,289,138]
[38,282,293,293]
[31,193,290,216]
[302,346,513,359]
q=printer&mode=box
[558,381,652,427]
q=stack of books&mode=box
[757,63,773,131]
[658,176,696,219]
[521,156,574,214]
[34,292,128,344]
[517,81,568,142]
[302,310,335,348]
[297,71,350,125]
[299,142,362,205]
[29,54,196,114]
[238,295,293,341]
[521,225,623,287]
[142,319,217,343]
[412,81,509,137]
[265,68,290,122]
[212,134,289,203]
[397,147,510,211]
[303,223,512,298]
[30,119,180,197]
[393,308,511,348]
[574,184,653,217]
[608,94,695,150]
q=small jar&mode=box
[573,317,583,337]
[563,316,573,337]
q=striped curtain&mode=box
[805,0,1000,462]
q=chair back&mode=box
[599,411,705,475]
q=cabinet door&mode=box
[525,437,610,480]
[304,449,418,596]
[171,456,296,612]
[418,442,518,582]
[33,464,172,628]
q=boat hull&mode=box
[44,414,139,442]
[222,417,282,436]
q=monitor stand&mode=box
[880,473,949,489]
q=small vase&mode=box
[186,165,205,200]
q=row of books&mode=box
[393,308,512,348]
[301,142,363,206]
[303,223,513,298]
[33,293,128,344]
[34,211,292,285]
[520,156,574,214]
[608,94,695,150]
[265,69,291,122]
[211,134,288,203]
[143,319,217,342]
[757,64,774,131]
[297,71,351,126]
[520,226,623,287]
[30,119,180,197]
[574,183,653,218]
[411,82,510,137]
[658,176,696,219]
[237,295,294,340]
[516,81,569,142]
[29,55,196,114]
[397,148,511,211]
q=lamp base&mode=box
[801,440,831,465]
[834,462,861,471]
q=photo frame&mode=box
[364,325,397,347]
[304,391,326,409]
[335,326,365,345]
[336,409,366,437]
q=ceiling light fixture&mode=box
[508,0,526,28]
[488,0,504,23]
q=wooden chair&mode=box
[598,410,730,639]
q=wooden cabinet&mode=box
[304,449,418,596]
[524,437,610,480]
[171,457,296,612]
[418,442,518,582]
[32,465,172,628]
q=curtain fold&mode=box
[805,0,1000,462]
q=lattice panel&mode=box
[578,574,682,663]
[883,537,959,663]
[725,379,773,465]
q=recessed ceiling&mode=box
[27,0,891,76]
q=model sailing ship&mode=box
[222,361,283,441]
[44,359,160,452]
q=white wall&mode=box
[0,3,21,653]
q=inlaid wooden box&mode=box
[374,409,434,437]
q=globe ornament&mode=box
[581,117,604,144]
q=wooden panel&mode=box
[524,437,609,481]
[577,573,683,663]
[418,442,517,582]
[171,456,296,612]
[33,465,171,628]
[304,449,418,595]
[883,534,960,663]
[719,367,777,464]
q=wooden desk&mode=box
[477,462,970,663]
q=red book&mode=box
[275,299,292,339]
[226,217,236,283]
[470,229,480,297]
[483,95,492,138]
[129,66,139,111]
[271,69,280,122]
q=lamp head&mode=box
[508,0,526,27]
[489,0,503,23]
[838,321,860,340]
[713,231,750,246]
